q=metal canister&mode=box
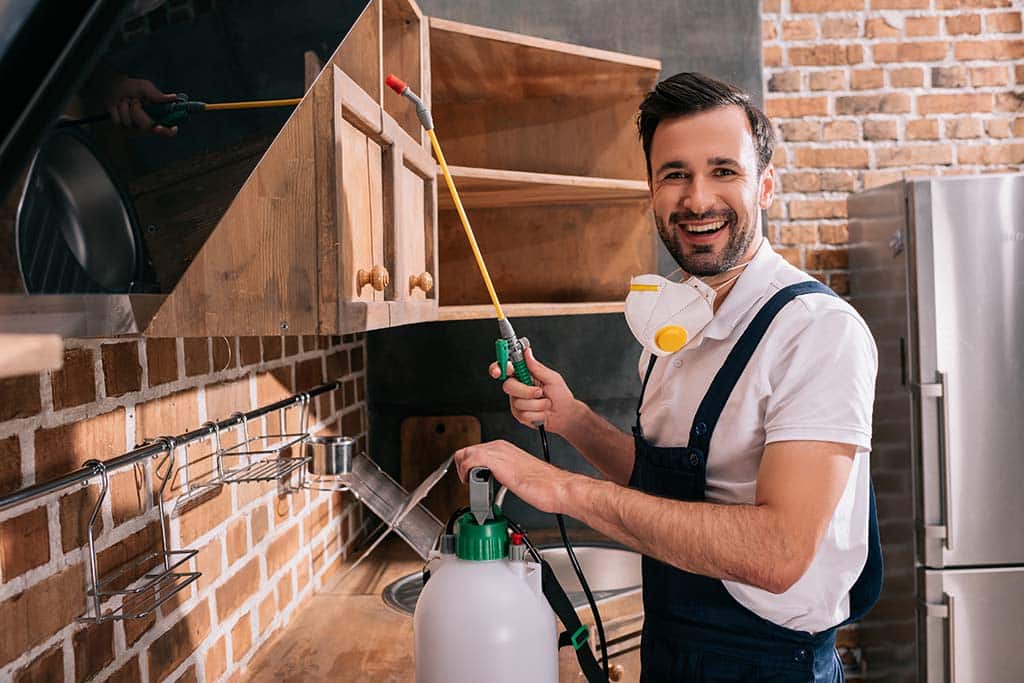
[305,436,354,476]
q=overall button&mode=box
[794,648,810,662]
[694,421,708,436]
[672,358,683,368]
[688,452,702,466]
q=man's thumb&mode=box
[525,347,559,384]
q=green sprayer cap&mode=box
[456,511,508,561]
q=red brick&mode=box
[326,350,350,381]
[231,613,253,662]
[239,337,262,366]
[971,66,1010,87]
[790,199,848,219]
[791,0,864,10]
[216,556,261,622]
[937,0,1010,7]
[0,563,85,668]
[768,71,802,92]
[74,620,115,682]
[905,16,939,36]
[871,0,928,7]
[284,336,300,357]
[789,44,863,66]
[864,119,898,140]
[51,348,95,410]
[955,40,1024,61]
[779,171,821,193]
[995,92,1024,113]
[783,19,817,40]
[277,570,294,609]
[988,11,1022,33]
[821,18,859,38]
[806,248,849,270]
[875,144,954,167]
[863,170,904,189]
[851,69,884,90]
[763,19,778,41]
[820,223,850,244]
[906,119,940,140]
[212,337,237,372]
[146,338,178,386]
[13,645,63,683]
[947,117,985,139]
[931,66,967,88]
[195,536,223,592]
[205,638,228,681]
[172,666,199,683]
[764,0,781,11]
[959,143,1024,165]
[836,94,910,115]
[261,336,282,361]
[828,272,850,295]
[259,592,277,635]
[918,93,994,114]
[295,358,324,393]
[1,506,50,581]
[764,46,782,67]
[136,388,199,443]
[100,342,142,397]
[873,42,948,63]
[865,17,900,38]
[889,67,924,88]
[341,409,363,436]
[123,609,155,646]
[267,525,300,578]
[227,518,248,565]
[147,602,211,682]
[179,485,233,546]
[822,120,859,141]
[945,14,982,35]
[35,409,126,482]
[206,379,252,424]
[778,223,818,245]
[251,505,270,544]
[0,435,20,496]
[109,468,148,527]
[107,657,141,683]
[301,335,317,352]
[97,523,161,591]
[793,148,870,168]
[808,70,846,91]
[183,338,210,377]
[823,171,856,192]
[257,367,293,407]
[985,119,1013,138]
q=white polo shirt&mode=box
[637,238,877,633]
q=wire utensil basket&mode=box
[80,437,200,623]
[213,394,311,486]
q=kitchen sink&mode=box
[381,543,642,616]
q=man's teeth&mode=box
[685,220,726,233]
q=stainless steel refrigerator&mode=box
[848,174,1024,682]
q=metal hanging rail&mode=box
[0,381,340,513]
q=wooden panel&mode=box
[400,415,479,523]
[147,96,319,336]
[438,202,655,307]
[399,162,428,301]
[331,0,382,104]
[439,166,649,210]
[439,301,624,321]
[382,0,424,142]
[312,69,340,335]
[339,117,384,305]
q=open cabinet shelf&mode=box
[438,301,624,321]
[438,166,649,210]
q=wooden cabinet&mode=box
[146,1,659,336]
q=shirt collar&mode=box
[699,237,782,342]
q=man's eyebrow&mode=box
[655,160,688,175]
[708,156,741,167]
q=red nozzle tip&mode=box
[385,74,407,94]
[511,532,524,546]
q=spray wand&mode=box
[386,74,610,681]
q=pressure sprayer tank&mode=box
[414,512,558,683]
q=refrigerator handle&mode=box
[917,372,952,551]
[923,593,955,683]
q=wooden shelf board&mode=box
[438,301,624,321]
[429,17,661,103]
[438,166,649,209]
[0,334,63,378]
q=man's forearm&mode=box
[565,476,804,594]
[557,401,635,485]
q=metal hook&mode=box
[81,459,109,622]
[231,411,251,455]
[203,420,225,481]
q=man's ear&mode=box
[758,163,776,210]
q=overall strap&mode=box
[687,281,837,455]
[634,354,659,436]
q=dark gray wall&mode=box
[368,0,762,528]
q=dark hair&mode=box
[637,72,775,177]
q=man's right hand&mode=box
[104,77,179,138]
[489,348,581,435]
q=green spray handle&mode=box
[495,319,534,387]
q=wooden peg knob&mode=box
[409,271,434,294]
[357,264,390,292]
[609,664,625,681]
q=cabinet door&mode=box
[382,112,437,327]
[335,66,391,331]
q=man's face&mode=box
[648,105,775,276]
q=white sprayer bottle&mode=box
[413,511,558,683]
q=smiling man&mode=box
[455,72,882,682]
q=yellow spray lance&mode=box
[385,74,534,388]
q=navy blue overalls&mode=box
[629,281,883,682]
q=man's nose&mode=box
[682,175,715,215]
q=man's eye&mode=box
[713,168,736,177]
[663,171,686,181]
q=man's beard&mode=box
[655,208,758,276]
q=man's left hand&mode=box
[454,440,573,514]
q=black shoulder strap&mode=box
[687,281,837,455]
[541,559,607,682]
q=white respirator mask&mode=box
[624,265,746,356]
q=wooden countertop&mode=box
[245,535,642,682]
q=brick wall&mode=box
[762,1,1022,681]
[0,334,370,682]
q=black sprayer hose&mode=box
[539,424,610,680]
